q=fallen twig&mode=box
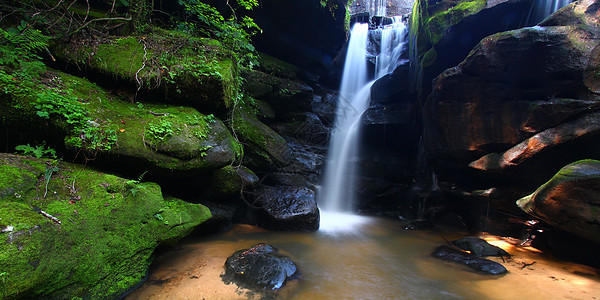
[521,261,536,269]
[135,39,148,92]
[39,210,61,225]
[149,110,170,116]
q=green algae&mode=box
[0,154,211,299]
[51,27,238,111]
[410,0,486,68]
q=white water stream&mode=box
[529,0,573,24]
[319,19,407,231]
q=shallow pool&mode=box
[126,215,600,299]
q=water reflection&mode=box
[126,217,600,300]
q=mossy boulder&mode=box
[203,165,259,199]
[231,105,292,170]
[51,28,237,112]
[243,58,313,116]
[517,159,600,244]
[2,68,241,174]
[409,0,534,98]
[0,153,210,299]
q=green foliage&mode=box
[147,120,179,141]
[177,0,261,73]
[14,144,57,159]
[0,24,49,96]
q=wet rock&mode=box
[404,219,434,230]
[452,237,509,257]
[203,165,259,199]
[223,243,299,291]
[231,105,293,171]
[410,0,536,98]
[363,103,416,125]
[517,159,600,244]
[431,245,507,275]
[370,64,412,105]
[421,0,600,219]
[469,111,600,171]
[273,112,330,147]
[311,91,338,126]
[255,186,319,232]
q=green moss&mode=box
[410,0,486,68]
[51,27,238,111]
[231,104,290,168]
[4,68,240,171]
[0,154,211,299]
[426,0,486,45]
[422,48,438,68]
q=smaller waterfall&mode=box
[375,17,407,78]
[319,18,408,220]
[367,0,387,18]
[528,0,573,25]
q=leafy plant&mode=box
[147,120,178,141]
[15,144,57,159]
[177,0,261,73]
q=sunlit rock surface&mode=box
[517,159,600,244]
[424,0,600,190]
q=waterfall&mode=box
[319,19,408,219]
[528,0,573,25]
[367,0,387,17]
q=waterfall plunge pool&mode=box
[126,216,600,299]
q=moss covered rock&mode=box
[203,165,259,199]
[517,159,600,244]
[231,105,292,170]
[51,28,237,112]
[0,153,210,299]
[409,0,534,98]
[2,68,241,173]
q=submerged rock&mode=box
[431,245,507,275]
[452,237,509,257]
[223,243,299,291]
[517,159,600,244]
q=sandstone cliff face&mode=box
[420,0,600,243]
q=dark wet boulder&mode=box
[255,186,319,232]
[223,243,299,291]
[452,237,509,257]
[517,160,600,244]
[431,245,507,275]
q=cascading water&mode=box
[528,0,573,25]
[319,18,408,231]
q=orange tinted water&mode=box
[126,217,600,299]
